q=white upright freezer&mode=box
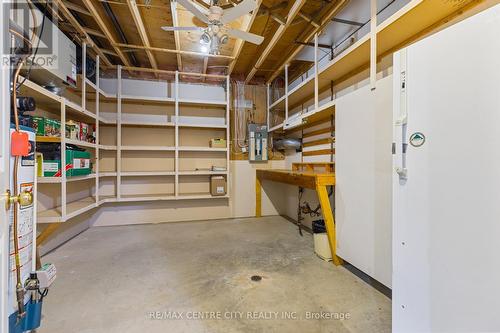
[392,4,500,332]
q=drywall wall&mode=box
[335,74,393,288]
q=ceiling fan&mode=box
[162,0,264,55]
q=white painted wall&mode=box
[335,75,393,288]
[100,78,226,102]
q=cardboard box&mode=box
[210,176,226,196]
[32,116,46,136]
[209,138,226,148]
[32,116,61,137]
[66,120,80,140]
[41,149,92,177]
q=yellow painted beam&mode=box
[316,184,343,266]
[36,223,61,246]
[255,177,262,217]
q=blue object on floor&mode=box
[8,301,43,333]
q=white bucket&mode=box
[313,233,332,261]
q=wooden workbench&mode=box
[255,162,342,266]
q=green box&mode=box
[42,149,92,177]
[32,117,61,137]
[46,118,61,137]
[32,116,46,136]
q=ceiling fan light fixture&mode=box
[219,34,228,44]
[200,31,211,45]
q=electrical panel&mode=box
[248,124,268,162]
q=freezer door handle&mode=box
[395,166,408,180]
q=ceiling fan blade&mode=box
[227,28,264,45]
[161,26,204,31]
[221,0,257,24]
[176,0,209,24]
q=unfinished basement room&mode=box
[1,0,500,332]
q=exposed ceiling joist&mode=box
[228,0,262,75]
[298,12,320,28]
[64,1,92,16]
[84,27,106,39]
[126,0,158,70]
[101,48,119,56]
[267,0,350,83]
[245,0,307,83]
[170,0,183,70]
[81,0,132,66]
[115,43,235,59]
[52,0,113,66]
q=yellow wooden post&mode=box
[255,176,262,217]
[36,223,61,246]
[316,184,343,266]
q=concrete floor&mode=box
[38,216,391,333]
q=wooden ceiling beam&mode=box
[170,0,183,70]
[98,0,170,10]
[126,0,158,70]
[84,27,107,39]
[52,0,113,66]
[245,0,307,83]
[267,0,349,83]
[115,43,235,59]
[258,2,288,25]
[101,48,119,56]
[106,65,227,79]
[228,0,262,75]
[81,0,132,66]
[298,12,320,28]
[64,1,92,16]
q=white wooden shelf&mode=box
[66,139,97,149]
[178,146,227,152]
[177,123,227,129]
[38,197,97,223]
[178,170,228,175]
[268,0,485,125]
[98,195,118,204]
[85,78,97,92]
[177,193,229,200]
[121,145,175,151]
[269,123,284,132]
[66,174,97,182]
[118,194,176,202]
[99,144,117,150]
[66,100,97,121]
[121,95,175,103]
[122,121,175,127]
[38,177,62,184]
[99,117,117,125]
[99,172,118,177]
[33,59,230,224]
[178,98,227,106]
[121,171,175,177]
[269,95,286,109]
